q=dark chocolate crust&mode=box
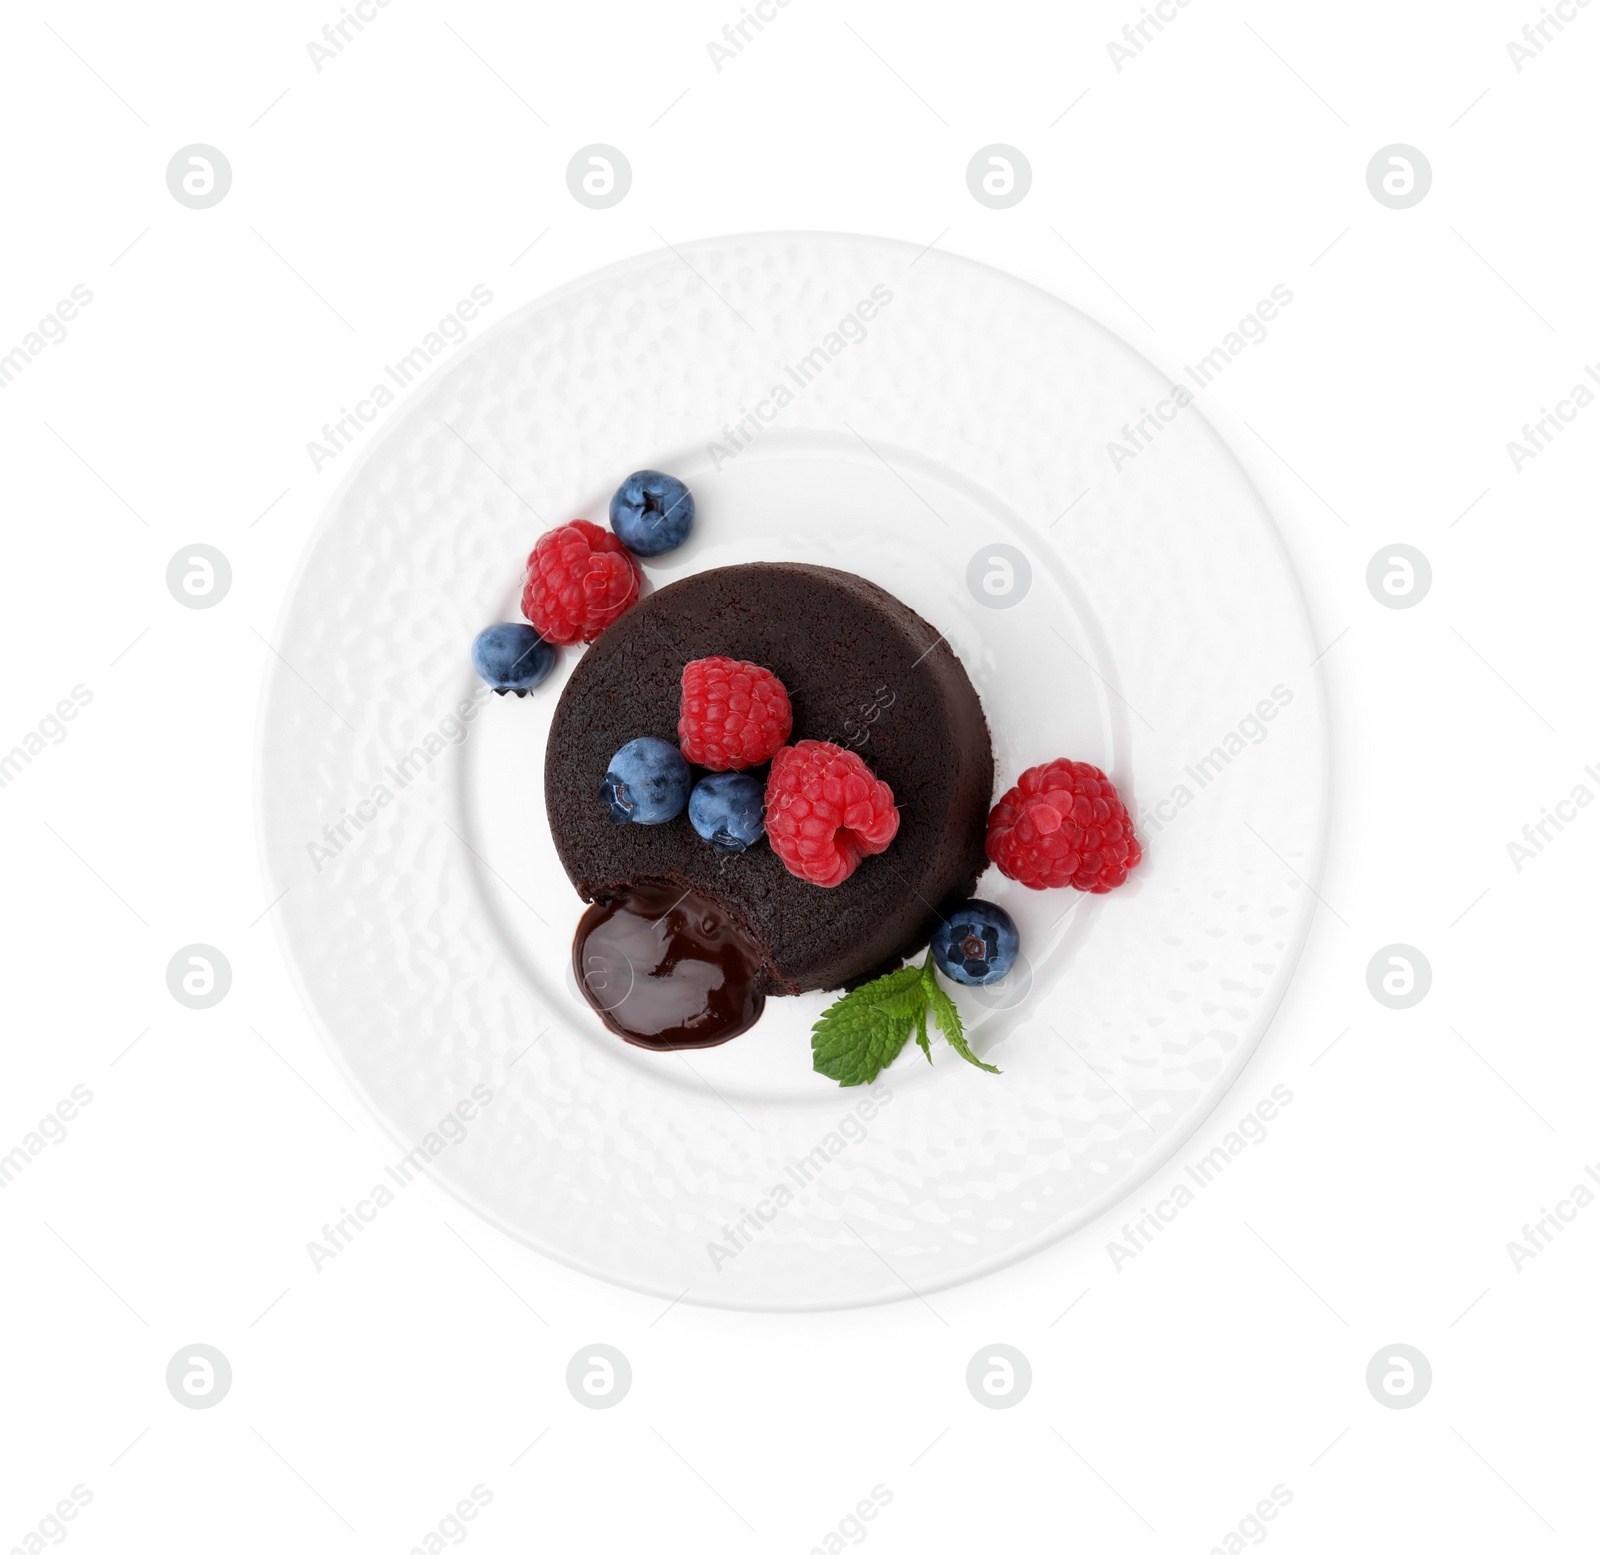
[544,563,994,996]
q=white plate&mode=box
[258,233,1328,1309]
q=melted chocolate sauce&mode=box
[573,880,766,1049]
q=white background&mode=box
[2,1,1596,1550]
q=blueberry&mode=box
[930,899,1020,987]
[609,470,695,557]
[688,772,765,853]
[599,737,691,825]
[471,622,556,695]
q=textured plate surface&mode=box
[258,233,1328,1309]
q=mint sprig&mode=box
[810,952,1000,1086]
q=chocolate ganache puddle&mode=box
[573,880,766,1049]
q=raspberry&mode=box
[520,520,640,645]
[679,657,793,771]
[986,759,1142,892]
[765,741,899,888]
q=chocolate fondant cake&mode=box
[545,563,994,999]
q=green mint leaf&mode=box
[811,964,929,1086]
[913,1000,932,1063]
[922,955,1001,1075]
